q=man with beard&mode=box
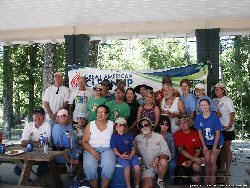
[106,87,130,122]
[135,117,171,188]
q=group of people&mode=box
[17,71,236,188]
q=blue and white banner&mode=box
[68,64,208,93]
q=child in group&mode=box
[66,112,88,179]
[110,117,141,188]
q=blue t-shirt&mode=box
[194,114,224,146]
[110,133,135,155]
[180,94,196,118]
[52,123,79,164]
[196,95,216,114]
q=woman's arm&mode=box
[197,129,208,155]
[213,130,220,150]
[178,99,187,117]
[82,123,100,161]
[154,106,161,127]
[136,106,142,123]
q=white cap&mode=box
[57,109,68,116]
[214,83,227,95]
[195,83,205,90]
[77,112,87,119]
[115,117,127,124]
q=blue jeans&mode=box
[168,158,178,184]
[83,147,116,181]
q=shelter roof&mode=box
[1,0,250,44]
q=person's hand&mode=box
[223,125,231,131]
[151,157,159,168]
[50,113,57,121]
[193,157,204,165]
[182,160,192,167]
[120,153,130,160]
[92,150,101,161]
[217,111,222,118]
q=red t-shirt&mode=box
[174,129,202,166]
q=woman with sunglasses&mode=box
[160,115,177,185]
[86,84,108,122]
[194,99,224,185]
[82,104,116,188]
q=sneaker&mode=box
[157,180,165,188]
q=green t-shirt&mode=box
[87,97,108,122]
[106,100,130,122]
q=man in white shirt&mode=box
[68,76,92,123]
[43,72,70,125]
[14,108,51,177]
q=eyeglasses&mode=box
[97,111,107,115]
[138,123,150,129]
[94,88,102,91]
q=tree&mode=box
[220,36,250,138]
[89,40,100,68]
[2,46,14,138]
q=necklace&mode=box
[163,98,173,109]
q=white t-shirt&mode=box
[217,96,236,131]
[69,88,93,122]
[43,85,70,120]
[21,120,51,142]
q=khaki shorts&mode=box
[141,166,157,179]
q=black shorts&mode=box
[206,145,222,150]
[222,130,235,141]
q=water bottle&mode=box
[39,134,44,148]
[43,136,49,154]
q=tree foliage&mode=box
[220,36,250,138]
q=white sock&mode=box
[157,178,163,183]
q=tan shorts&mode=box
[141,167,157,179]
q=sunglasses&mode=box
[94,88,102,91]
[161,122,169,126]
[138,123,150,129]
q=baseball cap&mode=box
[195,83,205,90]
[77,112,87,119]
[34,108,45,116]
[137,117,153,129]
[214,83,227,94]
[115,117,127,124]
[54,72,64,77]
[57,109,68,116]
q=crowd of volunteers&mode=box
[17,72,235,188]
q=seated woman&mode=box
[195,99,224,185]
[159,115,178,184]
[82,104,116,188]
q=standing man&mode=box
[106,87,130,122]
[43,72,70,125]
[174,117,203,185]
[14,108,51,177]
[68,76,92,123]
[101,79,114,101]
[135,117,170,188]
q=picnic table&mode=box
[0,144,69,187]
